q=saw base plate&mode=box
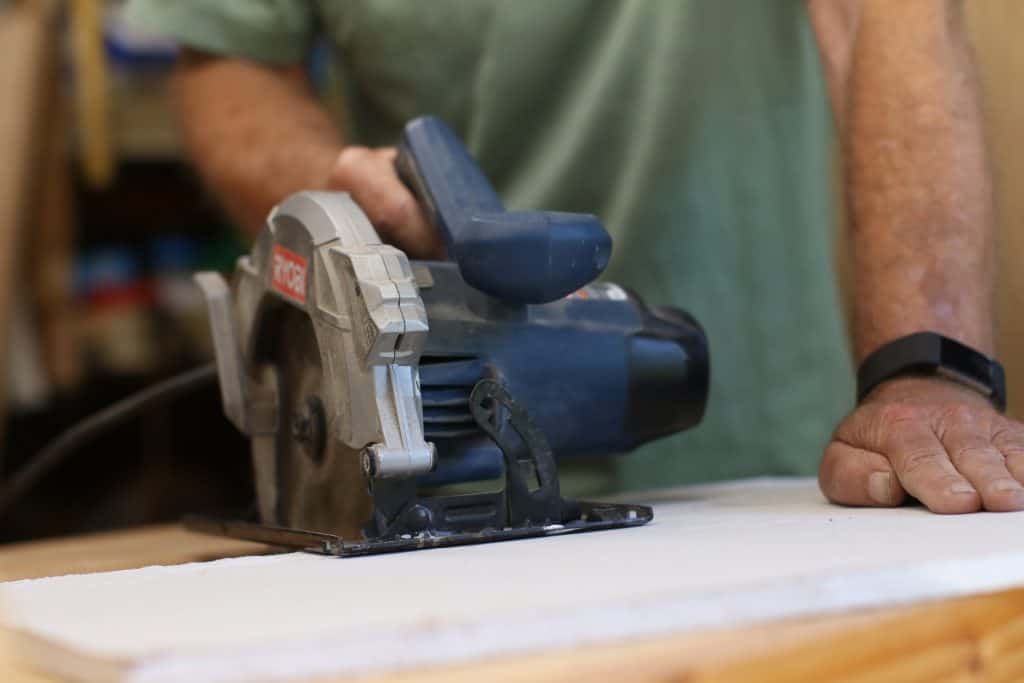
[184,501,652,558]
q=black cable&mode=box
[0,363,219,517]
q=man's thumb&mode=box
[819,441,905,507]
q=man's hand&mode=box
[174,51,445,258]
[327,146,445,260]
[821,377,1024,513]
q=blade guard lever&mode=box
[194,272,250,434]
[395,116,611,304]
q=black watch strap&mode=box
[856,332,1006,411]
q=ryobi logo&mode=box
[271,245,308,304]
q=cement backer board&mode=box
[3,477,1024,682]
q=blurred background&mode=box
[0,0,259,542]
[0,0,1021,543]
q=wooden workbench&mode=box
[1,524,1023,683]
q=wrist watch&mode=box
[856,332,1006,412]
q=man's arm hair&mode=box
[173,49,344,235]
[808,0,995,360]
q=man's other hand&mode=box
[328,146,446,260]
[820,377,1024,513]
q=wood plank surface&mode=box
[5,476,1024,683]
[0,524,271,583]
[0,524,1022,683]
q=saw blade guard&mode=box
[196,192,437,528]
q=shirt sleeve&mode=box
[123,0,316,65]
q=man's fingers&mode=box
[819,441,904,507]
[354,165,441,257]
[832,384,1024,514]
[942,415,1024,512]
[370,184,442,258]
[330,146,446,259]
[993,421,1024,491]
[878,405,981,514]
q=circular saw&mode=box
[190,116,709,557]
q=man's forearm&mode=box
[816,0,995,361]
[173,51,343,235]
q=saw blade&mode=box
[269,306,372,540]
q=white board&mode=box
[4,477,1024,682]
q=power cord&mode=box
[0,364,218,516]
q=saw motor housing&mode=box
[194,117,709,556]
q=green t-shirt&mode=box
[127,0,854,494]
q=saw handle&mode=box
[395,116,611,304]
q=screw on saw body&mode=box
[291,396,326,463]
[361,448,377,477]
